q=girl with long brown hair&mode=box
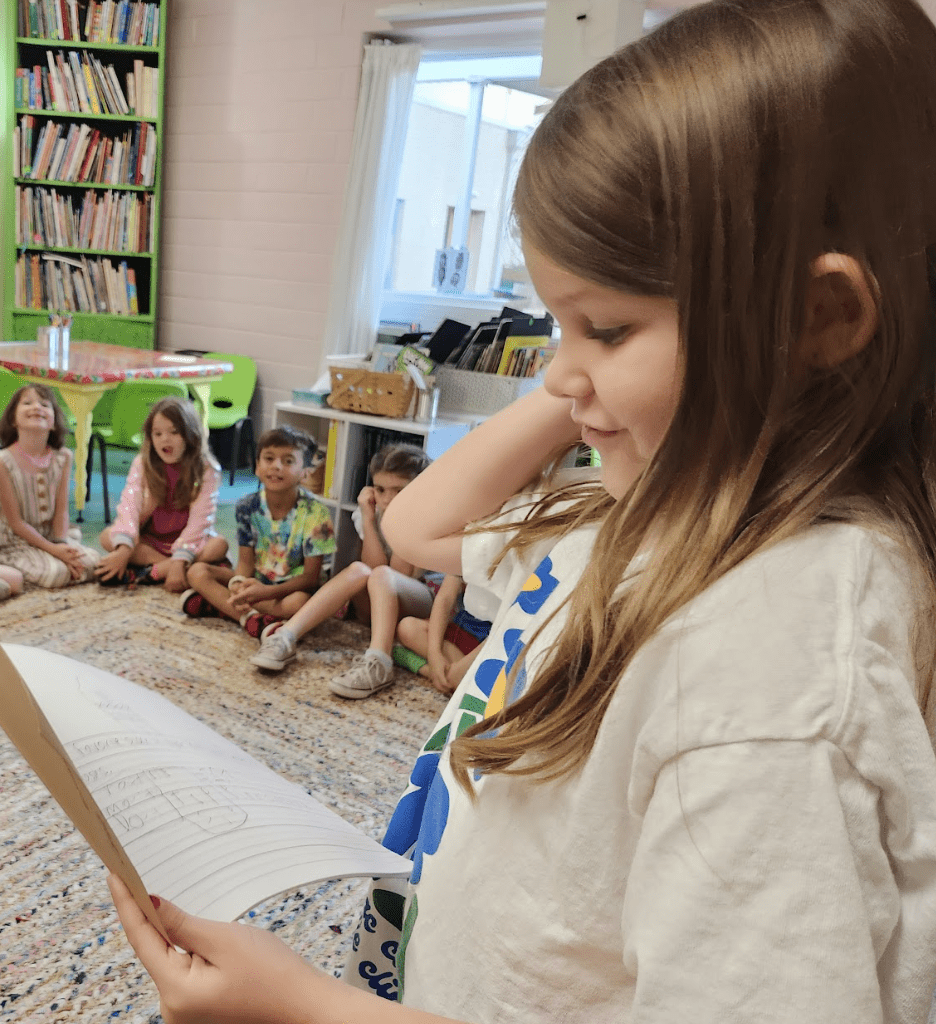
[110,0,936,1020]
[95,396,228,590]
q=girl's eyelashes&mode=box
[586,324,633,345]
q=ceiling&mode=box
[375,1,708,56]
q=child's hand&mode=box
[53,543,86,580]
[107,875,330,1024]
[357,486,377,519]
[428,653,453,694]
[163,560,188,593]
[95,546,131,582]
[229,579,268,612]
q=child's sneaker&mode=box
[180,589,219,618]
[329,650,395,699]
[250,627,297,671]
[240,611,281,639]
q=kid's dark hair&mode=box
[0,384,68,449]
[257,426,315,466]
[140,396,215,510]
[451,0,936,789]
[369,442,431,481]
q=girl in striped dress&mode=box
[0,384,99,593]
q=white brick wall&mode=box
[160,0,389,428]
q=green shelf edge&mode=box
[15,177,154,191]
[16,245,153,257]
[16,37,159,53]
[15,107,158,123]
[12,308,155,322]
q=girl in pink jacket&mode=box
[95,396,228,592]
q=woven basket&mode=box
[327,365,415,418]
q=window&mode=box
[382,54,548,321]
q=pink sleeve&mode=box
[170,458,221,562]
[109,454,146,549]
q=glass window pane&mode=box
[387,66,545,303]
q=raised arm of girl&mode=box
[381,387,580,576]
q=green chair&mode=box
[0,369,24,411]
[90,379,191,523]
[196,352,258,485]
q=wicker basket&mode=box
[327,365,415,418]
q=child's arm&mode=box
[0,458,80,574]
[51,447,72,541]
[389,552,418,577]
[357,486,389,569]
[382,388,580,576]
[229,555,323,613]
[445,643,482,692]
[108,454,146,550]
[110,875,466,1024]
[425,574,463,691]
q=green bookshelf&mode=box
[1,0,167,348]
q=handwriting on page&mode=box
[4,645,410,923]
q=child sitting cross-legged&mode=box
[395,573,493,695]
[250,442,434,699]
[180,426,336,636]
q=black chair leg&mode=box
[85,433,111,524]
[230,418,256,485]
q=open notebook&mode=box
[0,643,410,942]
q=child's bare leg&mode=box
[0,564,24,596]
[367,567,433,656]
[191,536,230,565]
[396,615,432,677]
[282,562,372,642]
[185,562,239,619]
[252,591,312,619]
[396,615,430,656]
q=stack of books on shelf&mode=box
[15,252,139,316]
[17,0,161,46]
[16,185,154,253]
[14,116,157,187]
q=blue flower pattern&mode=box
[353,553,561,1001]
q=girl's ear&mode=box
[799,253,879,369]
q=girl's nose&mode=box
[544,340,593,402]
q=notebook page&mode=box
[0,644,410,922]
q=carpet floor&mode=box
[0,582,447,1023]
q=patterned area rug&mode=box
[0,583,446,1023]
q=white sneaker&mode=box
[250,627,297,671]
[329,651,395,699]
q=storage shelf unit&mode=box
[1,1,168,347]
[273,401,480,573]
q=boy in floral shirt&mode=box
[180,426,336,639]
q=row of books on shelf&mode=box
[17,0,161,47]
[16,51,159,119]
[14,116,156,187]
[16,252,141,316]
[16,185,154,253]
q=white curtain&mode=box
[319,40,421,371]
